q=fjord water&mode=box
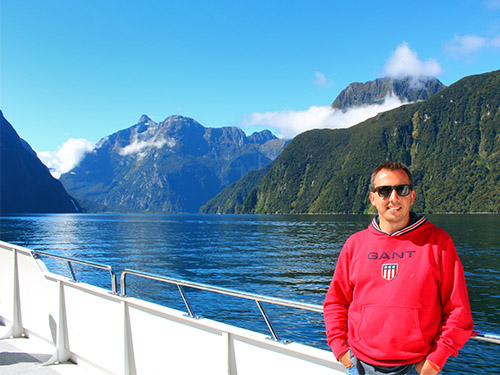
[1,213,498,375]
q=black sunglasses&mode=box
[373,184,412,198]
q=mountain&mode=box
[213,70,499,214]
[332,76,446,110]
[59,115,287,213]
[0,111,80,214]
[202,76,446,214]
[199,160,275,214]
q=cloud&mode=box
[314,72,331,87]
[241,94,407,139]
[384,42,441,79]
[38,138,95,179]
[119,137,175,156]
[445,33,500,60]
[446,34,487,58]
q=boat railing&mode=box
[470,331,500,344]
[119,268,500,346]
[31,250,118,295]
[23,249,500,347]
[120,268,321,343]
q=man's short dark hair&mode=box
[370,161,413,191]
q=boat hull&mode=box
[0,241,346,374]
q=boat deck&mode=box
[0,327,95,374]
[0,241,347,375]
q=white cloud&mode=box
[241,94,407,139]
[384,42,441,79]
[38,138,95,179]
[446,34,487,58]
[119,137,175,156]
[314,71,331,87]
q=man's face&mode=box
[369,168,415,233]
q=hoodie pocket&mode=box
[352,305,427,360]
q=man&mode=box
[323,161,473,375]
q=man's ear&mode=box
[369,191,376,207]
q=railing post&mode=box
[111,272,118,295]
[121,272,128,296]
[177,285,197,318]
[123,300,136,374]
[222,331,232,375]
[1,249,24,339]
[67,261,77,282]
[44,280,71,365]
[255,300,280,342]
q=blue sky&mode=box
[2,0,500,176]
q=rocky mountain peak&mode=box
[60,114,287,213]
[138,114,154,124]
[332,76,446,111]
[248,129,276,145]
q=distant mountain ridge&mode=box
[204,70,500,214]
[0,111,80,214]
[60,115,287,213]
[332,76,446,110]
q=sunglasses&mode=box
[372,184,412,198]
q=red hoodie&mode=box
[323,216,473,369]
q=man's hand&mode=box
[415,359,440,375]
[338,350,353,369]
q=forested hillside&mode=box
[228,70,500,214]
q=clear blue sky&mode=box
[2,0,500,156]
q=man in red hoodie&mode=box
[323,161,473,375]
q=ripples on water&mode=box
[0,213,498,375]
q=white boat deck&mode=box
[0,328,95,374]
[0,241,347,375]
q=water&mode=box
[0,213,498,374]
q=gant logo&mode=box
[381,263,398,281]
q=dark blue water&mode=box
[0,213,498,374]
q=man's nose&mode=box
[389,189,399,201]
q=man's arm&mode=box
[425,235,473,369]
[323,244,353,363]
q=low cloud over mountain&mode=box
[241,43,444,139]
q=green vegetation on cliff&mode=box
[200,161,275,214]
[218,70,500,214]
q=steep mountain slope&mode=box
[203,76,446,214]
[59,115,286,213]
[199,160,275,214]
[332,76,446,110]
[0,111,80,213]
[237,70,500,214]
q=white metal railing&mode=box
[119,268,500,346]
[4,242,500,347]
[120,268,322,343]
[470,331,500,344]
[31,250,118,294]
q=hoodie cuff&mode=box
[330,340,350,361]
[426,346,450,370]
